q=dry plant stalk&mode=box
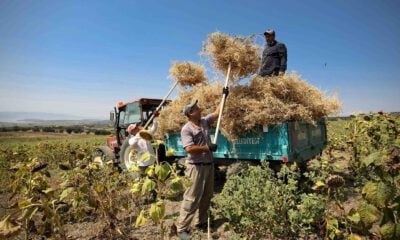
[201,32,261,82]
[157,82,221,138]
[157,73,341,141]
[169,61,208,86]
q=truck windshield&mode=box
[124,103,141,126]
[121,103,141,126]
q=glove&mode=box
[208,143,218,152]
[222,87,229,96]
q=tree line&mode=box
[0,125,111,135]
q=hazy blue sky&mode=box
[0,0,399,119]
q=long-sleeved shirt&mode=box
[259,41,287,76]
[128,120,158,167]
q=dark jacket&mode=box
[259,41,287,76]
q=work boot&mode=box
[194,222,207,232]
[194,222,214,232]
[177,230,191,240]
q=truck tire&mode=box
[120,138,136,170]
[92,146,115,166]
[226,161,251,178]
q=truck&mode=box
[93,98,327,169]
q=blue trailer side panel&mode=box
[286,121,326,162]
[165,121,326,163]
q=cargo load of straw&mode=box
[140,61,207,140]
[156,73,341,141]
[157,82,221,138]
[201,32,261,82]
[169,61,208,86]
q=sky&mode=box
[0,0,399,119]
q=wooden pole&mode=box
[208,210,211,240]
[212,63,231,144]
[208,63,231,239]
[143,80,179,129]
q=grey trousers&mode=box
[176,163,214,232]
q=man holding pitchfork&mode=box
[176,89,228,239]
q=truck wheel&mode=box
[298,161,308,175]
[92,146,115,166]
[226,161,251,178]
[120,138,138,170]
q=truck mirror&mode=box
[110,111,115,122]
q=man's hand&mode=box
[278,71,285,76]
[222,87,229,97]
[207,143,218,152]
[153,110,160,118]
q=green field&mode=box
[0,114,399,240]
[0,132,106,148]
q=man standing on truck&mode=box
[176,100,222,239]
[259,29,288,77]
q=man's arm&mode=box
[259,69,268,77]
[149,119,158,134]
[181,127,209,155]
[209,105,220,122]
[202,105,222,127]
[258,49,267,76]
[149,111,159,134]
[278,43,287,75]
[185,145,209,154]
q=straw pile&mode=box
[169,61,208,86]
[221,74,341,139]
[157,73,341,140]
[157,82,221,137]
[201,32,261,82]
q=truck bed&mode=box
[165,120,327,164]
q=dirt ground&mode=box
[60,197,233,240]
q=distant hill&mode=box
[0,111,87,122]
[0,112,110,126]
